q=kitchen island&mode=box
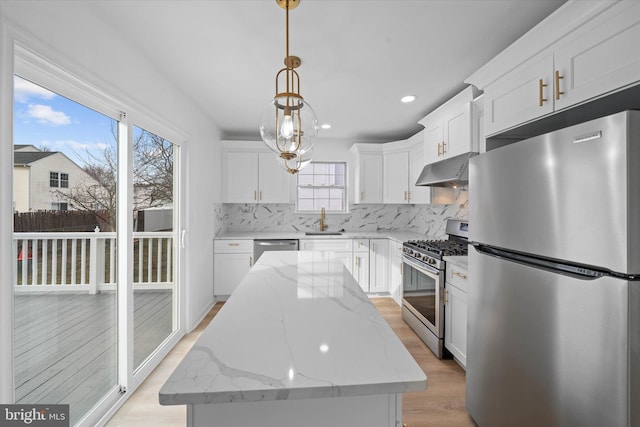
[159,251,426,427]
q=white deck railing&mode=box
[13,231,174,293]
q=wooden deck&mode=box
[14,290,173,425]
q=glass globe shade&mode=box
[259,95,318,157]
[273,146,313,174]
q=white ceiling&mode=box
[93,0,566,143]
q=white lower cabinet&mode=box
[273,237,396,295]
[388,240,403,305]
[369,239,389,293]
[214,239,253,297]
[300,239,354,274]
[444,263,468,368]
[352,239,370,292]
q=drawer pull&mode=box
[453,271,467,280]
[228,243,240,247]
[538,78,548,106]
[555,70,564,100]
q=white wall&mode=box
[1,1,221,331]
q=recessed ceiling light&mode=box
[321,124,331,129]
[401,95,416,103]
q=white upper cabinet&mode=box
[554,2,640,111]
[444,102,474,159]
[383,150,410,204]
[224,151,259,203]
[352,137,431,206]
[483,54,554,136]
[258,152,292,203]
[418,86,479,165]
[423,116,443,165]
[222,142,293,204]
[382,136,431,205]
[350,144,384,204]
[408,132,431,204]
[467,1,640,137]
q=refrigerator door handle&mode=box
[472,244,615,281]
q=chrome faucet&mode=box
[320,207,328,232]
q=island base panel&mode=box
[188,393,402,427]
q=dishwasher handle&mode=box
[254,241,298,247]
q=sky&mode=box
[13,75,116,167]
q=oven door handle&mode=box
[402,254,440,276]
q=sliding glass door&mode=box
[13,76,120,425]
[132,125,178,370]
[11,73,182,425]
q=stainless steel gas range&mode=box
[401,219,469,358]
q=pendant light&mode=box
[259,0,318,174]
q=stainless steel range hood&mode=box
[415,152,476,188]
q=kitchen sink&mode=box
[304,231,343,236]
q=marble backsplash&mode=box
[214,190,468,238]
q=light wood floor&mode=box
[107,297,476,427]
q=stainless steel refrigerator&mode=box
[467,110,640,427]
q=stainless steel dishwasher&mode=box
[253,239,299,262]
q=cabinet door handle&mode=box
[355,256,359,267]
[444,288,448,305]
[555,70,564,100]
[259,190,263,201]
[360,191,364,200]
[372,243,375,253]
[408,191,411,202]
[254,191,257,201]
[250,256,253,266]
[404,191,408,201]
[538,79,548,106]
[453,271,468,280]
[442,141,446,155]
[437,142,443,156]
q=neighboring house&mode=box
[13,144,96,212]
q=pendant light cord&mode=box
[285,1,290,59]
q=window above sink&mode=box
[296,162,347,214]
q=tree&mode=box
[133,130,174,210]
[51,128,173,232]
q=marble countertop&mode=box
[444,255,468,270]
[215,230,430,243]
[159,251,427,406]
